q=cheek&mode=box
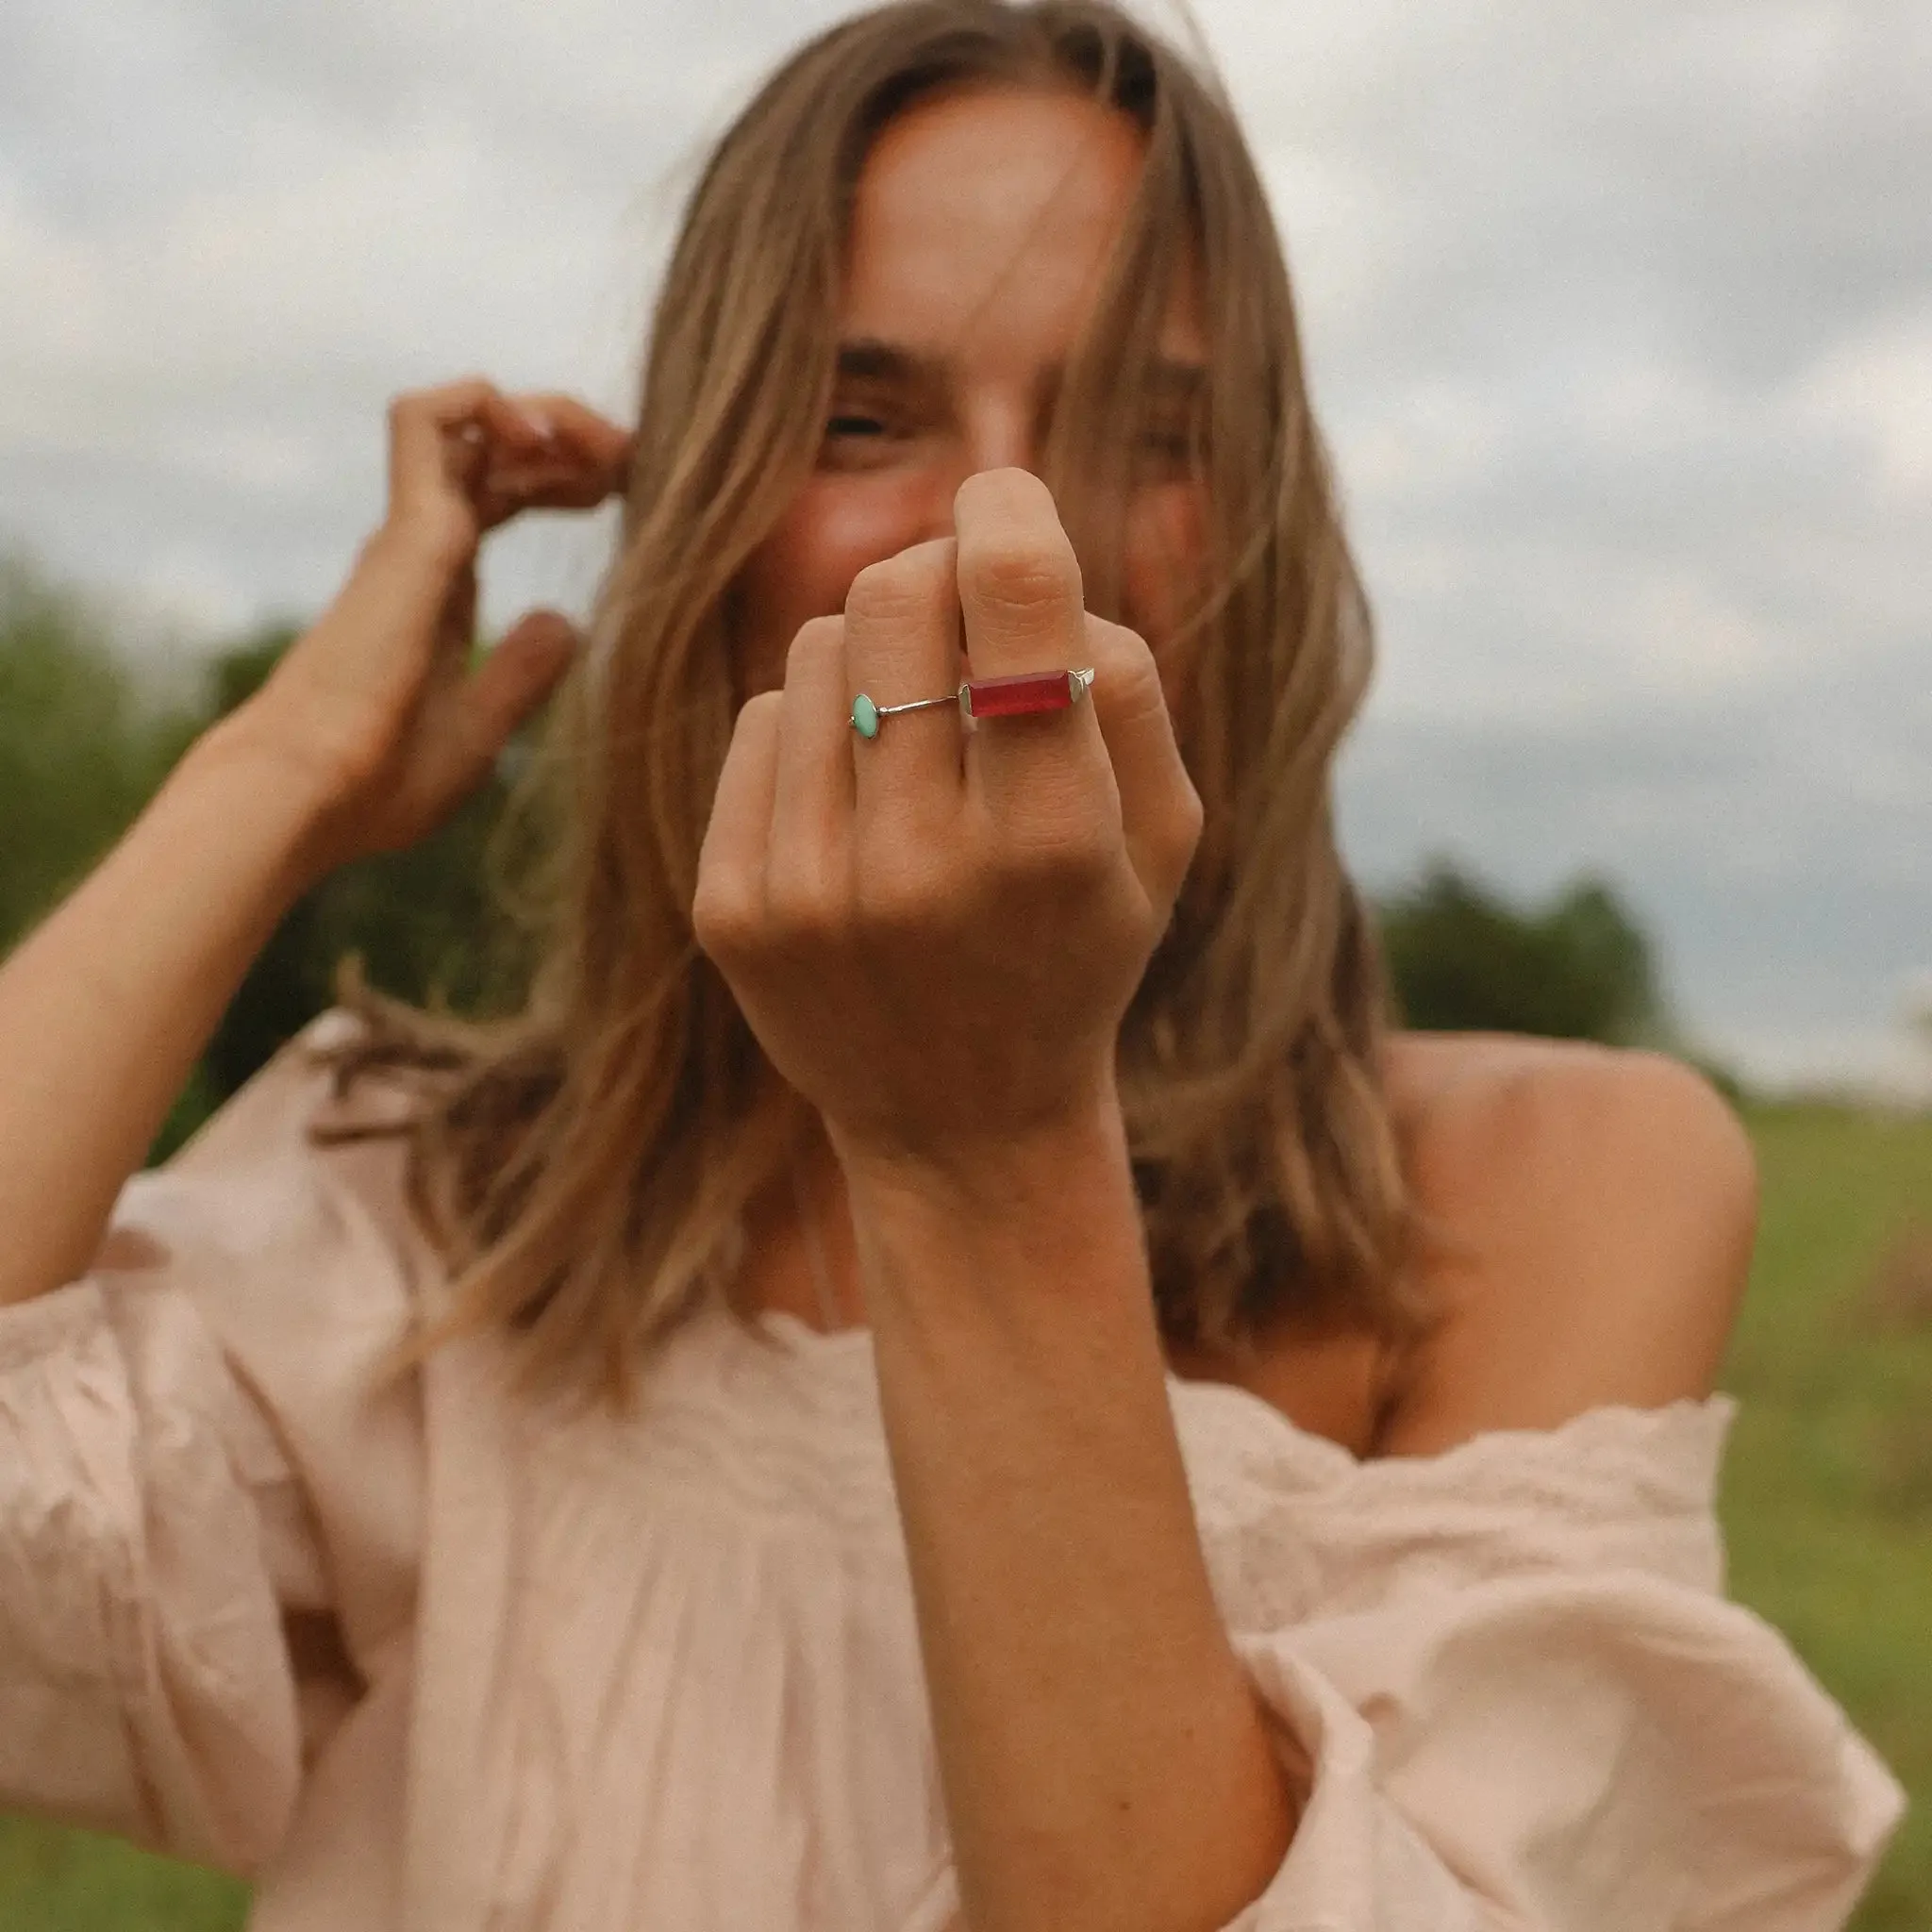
[734,475,944,697]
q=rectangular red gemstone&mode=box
[963,671,1074,718]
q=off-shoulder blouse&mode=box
[0,1010,1906,1930]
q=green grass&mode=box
[2,1101,1926,1927]
[1722,1102,1932,1930]
[0,1821,244,1932]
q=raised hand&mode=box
[239,377,631,874]
[693,468,1203,1166]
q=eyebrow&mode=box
[833,336,1208,402]
[834,338,947,389]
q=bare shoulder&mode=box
[1374,1030,1759,1457]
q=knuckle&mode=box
[1086,611,1150,673]
[843,551,938,629]
[980,785,1110,887]
[763,868,841,946]
[1178,776,1206,843]
[1014,815,1112,885]
[785,615,844,679]
[735,689,784,741]
[960,531,1081,621]
[1088,614,1173,723]
[691,874,759,958]
[853,848,944,937]
[1166,791,1206,876]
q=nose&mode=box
[913,397,1041,541]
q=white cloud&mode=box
[1793,313,1932,500]
[1,0,1927,1093]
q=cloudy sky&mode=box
[3,0,1928,1093]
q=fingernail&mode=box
[520,407,557,442]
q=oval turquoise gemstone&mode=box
[851,693,880,739]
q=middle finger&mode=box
[952,470,1108,826]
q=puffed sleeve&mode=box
[1169,1386,1907,1931]
[0,1008,428,1875]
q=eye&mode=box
[817,403,908,472]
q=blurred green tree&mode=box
[0,555,547,1158]
[0,555,200,954]
[1375,858,1665,1046]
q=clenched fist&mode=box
[693,468,1203,1168]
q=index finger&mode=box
[514,391,635,496]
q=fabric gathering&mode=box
[0,1012,1906,1930]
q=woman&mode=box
[0,3,1904,1928]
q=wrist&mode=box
[833,1084,1156,1348]
[178,708,351,903]
[831,1082,1130,1218]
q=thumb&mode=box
[450,608,580,783]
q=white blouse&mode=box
[0,1009,1905,1930]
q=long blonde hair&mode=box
[309,0,1431,1408]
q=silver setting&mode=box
[872,685,967,722]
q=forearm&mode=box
[839,1099,1303,1932]
[0,713,335,1307]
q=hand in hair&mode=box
[237,376,632,876]
[694,466,1203,1170]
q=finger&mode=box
[692,691,782,965]
[408,609,576,804]
[953,467,1107,818]
[1080,614,1202,908]
[768,617,853,902]
[458,608,580,758]
[842,537,965,837]
[475,453,630,530]
[474,394,636,530]
[387,378,551,535]
[513,392,635,491]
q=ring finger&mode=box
[843,538,967,842]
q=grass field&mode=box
[2,1100,1926,1929]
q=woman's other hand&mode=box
[693,467,1203,1168]
[236,377,631,876]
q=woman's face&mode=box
[732,84,1208,706]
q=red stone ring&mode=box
[851,667,1095,740]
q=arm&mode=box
[692,469,1296,1932]
[0,719,334,1307]
[841,1103,1303,1932]
[692,470,1896,1930]
[0,379,627,1309]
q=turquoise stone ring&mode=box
[851,693,881,739]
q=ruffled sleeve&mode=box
[0,1009,428,1875]
[1169,1387,1907,1931]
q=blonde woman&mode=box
[0,4,1903,1928]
